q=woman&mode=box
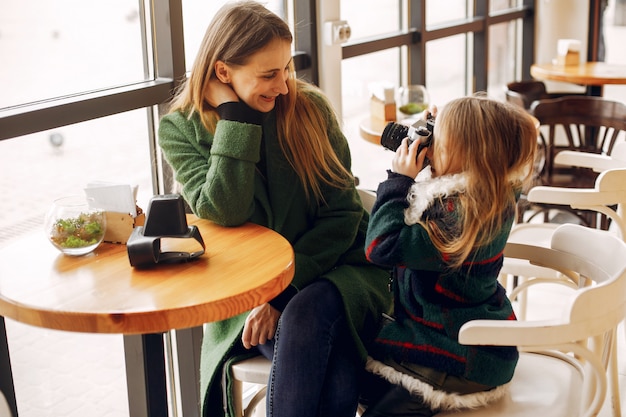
[363,96,537,416]
[157,1,392,416]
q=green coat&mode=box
[158,91,392,417]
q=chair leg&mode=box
[233,379,244,417]
[501,273,528,320]
[243,387,267,417]
[515,276,528,320]
[608,332,622,417]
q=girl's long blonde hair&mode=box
[167,0,351,201]
[425,96,537,269]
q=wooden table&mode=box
[359,117,388,145]
[0,215,294,417]
[531,61,626,96]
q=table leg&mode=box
[587,85,603,96]
[0,317,18,417]
[175,326,203,417]
[123,334,169,417]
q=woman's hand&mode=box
[242,303,281,349]
[204,77,239,108]
[391,137,428,179]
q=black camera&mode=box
[126,194,205,268]
[380,116,435,154]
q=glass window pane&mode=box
[341,0,401,39]
[341,50,400,191]
[0,1,147,108]
[7,319,129,417]
[182,0,288,71]
[0,109,154,249]
[426,34,468,105]
[488,21,519,101]
[426,0,468,26]
[490,0,524,13]
[342,50,401,121]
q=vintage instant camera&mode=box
[126,194,205,268]
[380,115,435,153]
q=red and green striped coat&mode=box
[365,170,519,388]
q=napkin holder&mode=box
[370,83,397,122]
[104,207,145,244]
[555,39,581,67]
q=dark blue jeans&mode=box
[257,279,360,417]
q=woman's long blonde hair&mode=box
[167,0,352,202]
[425,96,537,269]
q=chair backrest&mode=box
[527,167,626,239]
[612,141,626,163]
[529,96,626,187]
[461,224,626,416]
[357,188,377,214]
[505,81,549,110]
[553,141,626,173]
[531,96,626,156]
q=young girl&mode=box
[363,95,537,416]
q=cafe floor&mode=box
[5,279,626,417]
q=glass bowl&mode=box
[397,85,430,116]
[44,196,106,256]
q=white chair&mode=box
[502,143,626,318]
[0,392,11,417]
[228,188,377,417]
[435,224,626,417]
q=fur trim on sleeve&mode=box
[404,166,468,226]
[365,356,509,412]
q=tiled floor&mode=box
[6,282,626,417]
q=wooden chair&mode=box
[227,188,377,417]
[503,165,626,308]
[515,97,626,228]
[530,96,626,188]
[499,165,626,417]
[0,392,10,417]
[436,224,626,417]
[505,80,579,112]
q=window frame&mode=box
[0,0,610,187]
[340,0,536,94]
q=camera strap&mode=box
[127,225,205,268]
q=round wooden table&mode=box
[531,62,626,96]
[0,215,294,417]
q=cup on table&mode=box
[397,85,430,116]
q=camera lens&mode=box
[381,122,410,152]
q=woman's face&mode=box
[428,120,463,177]
[227,39,292,113]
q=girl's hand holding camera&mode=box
[392,138,428,179]
[391,106,435,178]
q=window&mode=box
[335,0,534,188]
[0,2,180,251]
[181,1,288,70]
[0,1,149,107]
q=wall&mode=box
[535,0,589,93]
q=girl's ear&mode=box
[214,61,231,83]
